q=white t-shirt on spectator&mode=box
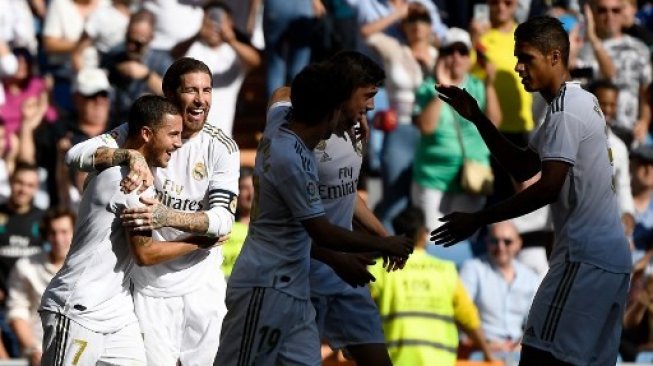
[85,4,129,54]
[186,41,248,136]
[143,0,203,50]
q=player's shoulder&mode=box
[550,82,590,114]
[201,124,239,154]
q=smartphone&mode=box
[207,7,226,27]
[473,4,490,24]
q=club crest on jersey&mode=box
[229,196,238,214]
[306,181,319,203]
[315,140,327,151]
[192,162,207,181]
[0,213,7,226]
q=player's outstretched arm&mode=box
[436,84,540,182]
[65,123,153,192]
[431,160,569,246]
[128,232,219,266]
[302,215,413,258]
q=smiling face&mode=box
[169,71,213,138]
[47,215,74,262]
[144,113,183,167]
[486,221,522,268]
[336,85,378,134]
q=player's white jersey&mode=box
[228,102,325,300]
[310,128,364,293]
[529,81,631,273]
[65,123,240,297]
[39,167,147,333]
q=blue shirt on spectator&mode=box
[459,255,540,342]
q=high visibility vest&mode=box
[370,250,459,366]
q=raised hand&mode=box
[430,212,481,247]
[120,150,153,194]
[435,84,484,122]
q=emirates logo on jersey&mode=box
[192,162,207,181]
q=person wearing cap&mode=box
[30,67,111,207]
[365,1,437,231]
[411,27,501,240]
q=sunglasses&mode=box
[488,236,515,246]
[597,6,622,14]
[83,91,109,99]
[440,44,470,56]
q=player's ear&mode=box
[141,126,153,143]
[550,49,561,66]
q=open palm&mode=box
[435,84,483,122]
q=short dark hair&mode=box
[11,162,38,181]
[162,57,212,96]
[515,16,570,67]
[587,79,619,96]
[290,63,347,125]
[40,206,76,240]
[127,94,181,138]
[392,206,425,241]
[325,51,385,99]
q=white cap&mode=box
[72,68,110,96]
[441,27,472,50]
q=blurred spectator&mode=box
[72,0,132,71]
[104,10,169,124]
[174,1,261,136]
[630,146,653,262]
[369,206,494,366]
[0,48,57,142]
[366,2,435,230]
[459,220,540,353]
[34,68,110,206]
[143,0,204,54]
[6,207,74,366]
[411,27,500,234]
[623,0,653,51]
[0,163,45,299]
[589,80,636,239]
[261,0,321,96]
[0,0,38,54]
[0,42,18,107]
[0,119,18,203]
[42,0,103,113]
[470,0,534,204]
[580,0,652,146]
[621,265,653,361]
[310,0,359,61]
[221,166,253,279]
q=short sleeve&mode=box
[273,154,324,222]
[265,102,292,136]
[532,110,581,165]
[414,77,437,115]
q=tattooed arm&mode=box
[65,123,153,192]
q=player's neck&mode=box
[287,121,324,150]
[540,72,571,103]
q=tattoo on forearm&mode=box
[133,235,152,248]
[112,149,131,166]
[170,211,210,234]
[152,204,170,228]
